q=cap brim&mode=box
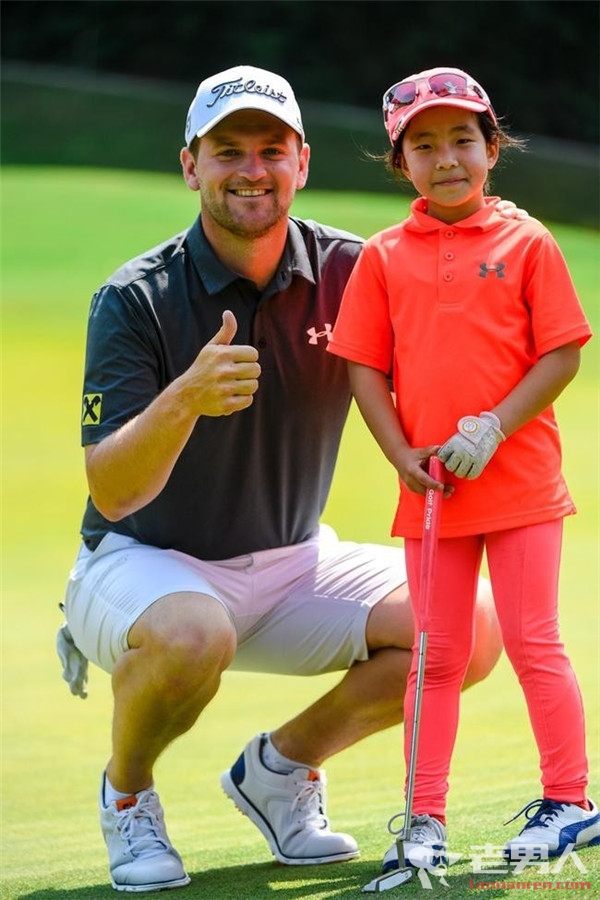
[188,96,304,144]
[389,96,493,143]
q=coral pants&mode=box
[404,519,589,817]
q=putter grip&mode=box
[420,457,443,627]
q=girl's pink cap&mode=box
[383,67,496,144]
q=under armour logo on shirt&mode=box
[479,262,506,278]
[307,323,333,344]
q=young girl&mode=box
[328,67,597,871]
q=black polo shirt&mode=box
[80,216,363,559]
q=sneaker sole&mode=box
[220,770,359,865]
[504,833,600,861]
[110,874,191,892]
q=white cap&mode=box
[185,65,304,146]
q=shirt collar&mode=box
[186,216,316,296]
[406,196,504,233]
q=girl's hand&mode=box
[397,445,453,497]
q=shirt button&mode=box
[258,338,267,349]
[443,272,453,282]
[444,230,455,239]
[444,251,454,260]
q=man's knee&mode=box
[365,582,414,651]
[128,591,237,680]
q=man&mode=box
[60,66,505,893]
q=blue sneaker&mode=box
[504,798,600,860]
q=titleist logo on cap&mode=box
[206,76,288,109]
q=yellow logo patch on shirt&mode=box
[82,393,103,425]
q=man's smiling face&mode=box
[190,109,309,239]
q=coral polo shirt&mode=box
[328,198,592,539]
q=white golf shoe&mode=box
[220,733,359,864]
[504,798,600,860]
[99,774,190,892]
[381,815,448,871]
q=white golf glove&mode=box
[56,621,89,699]
[438,411,505,479]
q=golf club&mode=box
[363,455,444,892]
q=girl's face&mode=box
[400,106,499,224]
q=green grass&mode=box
[1,167,599,899]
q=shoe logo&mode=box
[307,324,333,345]
[307,770,321,782]
[479,262,506,278]
[115,795,138,812]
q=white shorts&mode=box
[64,525,406,676]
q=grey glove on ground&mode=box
[56,621,89,699]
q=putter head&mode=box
[362,867,414,892]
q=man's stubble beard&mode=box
[200,190,291,240]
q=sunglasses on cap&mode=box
[383,71,495,134]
